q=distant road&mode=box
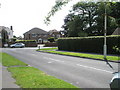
[2,48,118,88]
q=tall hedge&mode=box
[58,35,120,55]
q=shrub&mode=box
[57,35,120,55]
[48,37,55,42]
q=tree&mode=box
[62,2,118,36]
[1,29,8,44]
[109,2,120,27]
[44,0,71,25]
[45,1,118,36]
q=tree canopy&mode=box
[45,1,120,37]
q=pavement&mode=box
[2,66,20,88]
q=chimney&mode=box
[10,26,13,30]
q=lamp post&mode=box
[104,2,107,60]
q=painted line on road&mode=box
[76,64,112,73]
[30,54,37,56]
[43,57,65,63]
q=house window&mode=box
[32,33,37,37]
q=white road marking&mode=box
[43,57,64,63]
[48,62,52,63]
[76,64,112,73]
[30,54,37,56]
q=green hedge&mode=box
[58,35,120,55]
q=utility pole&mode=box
[104,2,107,60]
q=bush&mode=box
[48,37,55,42]
[57,35,120,55]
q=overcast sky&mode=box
[0,0,81,37]
[1,0,119,37]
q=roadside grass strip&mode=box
[0,52,2,63]
[37,47,58,51]
[8,67,77,88]
[2,52,27,67]
[37,48,119,61]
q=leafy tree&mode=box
[45,1,118,36]
[62,2,117,36]
[44,0,71,25]
[109,2,120,27]
[1,29,8,44]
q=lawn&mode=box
[37,48,119,61]
[8,67,77,88]
[1,52,27,66]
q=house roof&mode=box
[24,27,48,35]
[112,28,120,35]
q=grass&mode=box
[2,52,77,88]
[1,52,27,67]
[8,67,77,88]
[37,48,119,61]
[0,52,2,63]
[37,47,58,51]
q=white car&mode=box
[110,72,120,89]
[10,43,25,48]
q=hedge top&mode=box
[58,35,120,40]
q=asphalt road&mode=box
[2,47,119,88]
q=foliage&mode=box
[109,2,120,27]
[45,1,119,37]
[48,37,55,42]
[1,29,8,44]
[44,0,71,25]
[57,35,120,55]
[62,2,118,37]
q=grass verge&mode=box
[37,48,119,61]
[8,67,77,88]
[1,52,27,66]
[37,47,58,51]
[2,52,77,88]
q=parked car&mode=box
[110,72,120,89]
[10,43,25,48]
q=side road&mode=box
[2,66,20,88]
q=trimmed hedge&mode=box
[58,35,120,55]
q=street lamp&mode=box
[104,2,107,60]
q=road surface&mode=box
[2,47,119,88]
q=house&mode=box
[112,28,120,35]
[0,26,13,40]
[48,29,62,39]
[23,27,50,43]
